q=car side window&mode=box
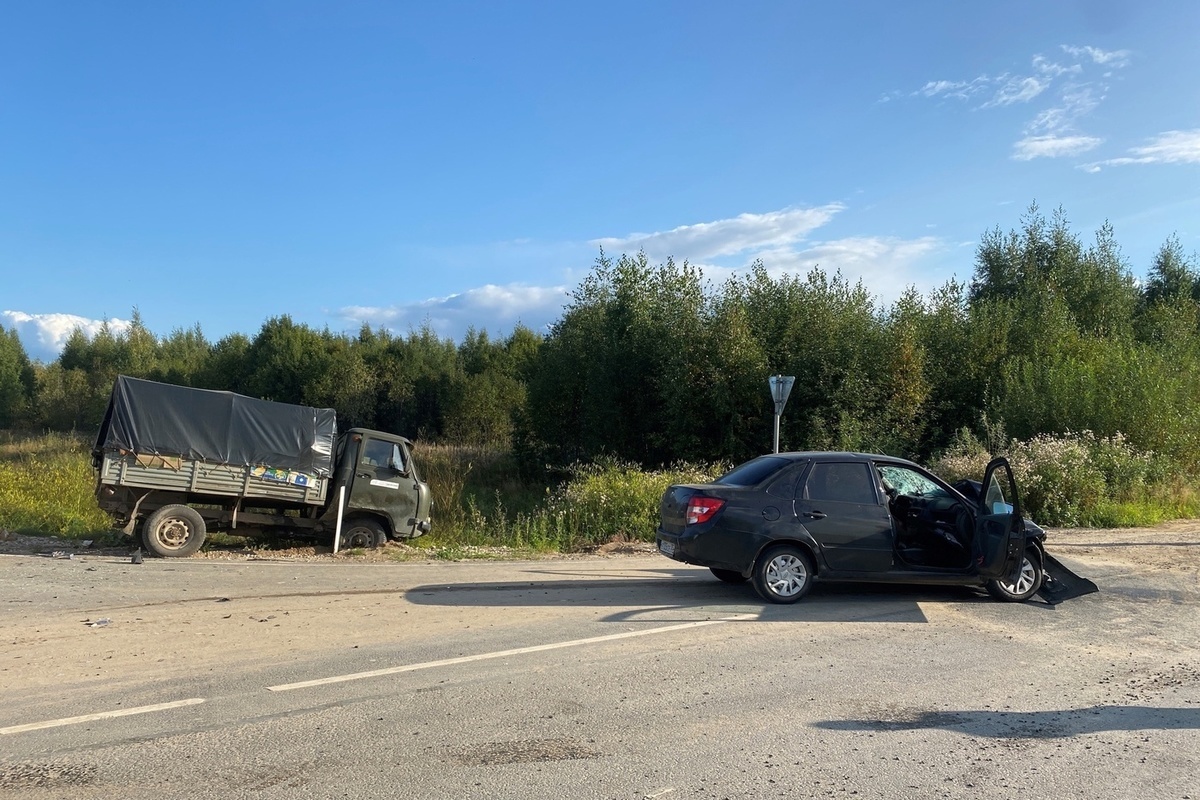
[805,462,877,504]
[765,461,808,499]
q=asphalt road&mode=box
[1,540,1198,799]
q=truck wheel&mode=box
[141,505,207,558]
[340,519,386,550]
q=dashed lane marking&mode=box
[268,614,758,692]
[0,698,206,736]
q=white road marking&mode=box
[0,698,206,736]
[268,614,757,692]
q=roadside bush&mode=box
[931,428,1182,527]
[417,454,723,553]
[1007,433,1106,526]
[927,427,993,484]
[540,458,723,548]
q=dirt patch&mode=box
[1045,520,1200,573]
[445,738,602,766]
[0,762,97,790]
[0,532,130,559]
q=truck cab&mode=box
[329,428,432,544]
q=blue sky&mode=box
[3,1,1198,362]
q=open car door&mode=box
[973,457,1027,581]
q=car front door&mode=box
[973,457,1027,580]
[797,461,893,572]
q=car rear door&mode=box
[973,457,1027,580]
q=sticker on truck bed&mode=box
[252,466,315,487]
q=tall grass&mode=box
[412,445,723,552]
[0,432,112,536]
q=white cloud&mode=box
[337,283,571,341]
[914,76,992,101]
[919,79,967,96]
[591,206,943,305]
[752,236,945,302]
[2,310,132,363]
[1061,45,1131,67]
[1032,55,1082,79]
[983,76,1050,108]
[1128,129,1200,164]
[906,44,1130,161]
[591,204,845,262]
[679,235,945,305]
[1013,134,1103,160]
[341,206,945,341]
[1081,129,1200,171]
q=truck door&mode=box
[346,433,421,536]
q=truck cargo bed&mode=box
[97,451,328,506]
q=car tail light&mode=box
[686,496,726,525]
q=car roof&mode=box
[761,451,926,470]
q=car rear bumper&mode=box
[656,527,716,567]
[656,528,689,562]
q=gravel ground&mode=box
[0,529,657,563]
[3,520,1197,568]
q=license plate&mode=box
[659,540,675,556]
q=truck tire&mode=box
[339,519,386,550]
[142,504,207,558]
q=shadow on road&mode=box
[403,573,1005,624]
[813,704,1200,737]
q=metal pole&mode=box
[333,484,346,554]
[773,412,781,454]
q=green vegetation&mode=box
[2,203,1200,545]
[0,432,111,536]
[413,444,722,551]
[931,428,1200,527]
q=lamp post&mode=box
[768,374,795,454]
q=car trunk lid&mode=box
[659,484,710,535]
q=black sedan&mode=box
[656,452,1045,604]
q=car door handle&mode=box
[803,511,827,520]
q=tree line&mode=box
[3,204,1199,476]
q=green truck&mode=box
[93,376,432,557]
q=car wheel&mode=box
[752,545,814,604]
[340,519,387,550]
[710,567,749,584]
[986,549,1044,602]
[141,505,207,558]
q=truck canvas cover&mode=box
[94,376,337,476]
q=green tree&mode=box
[0,326,33,428]
[1142,234,1197,306]
[241,316,334,405]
